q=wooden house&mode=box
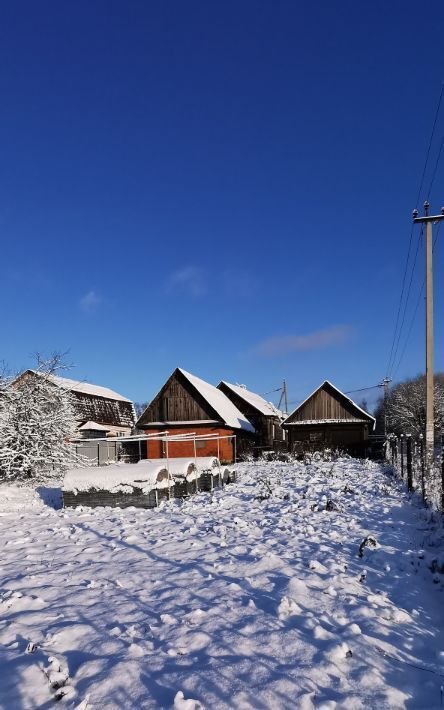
[17,370,136,437]
[282,380,375,454]
[136,368,255,462]
[217,381,285,452]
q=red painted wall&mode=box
[144,426,236,462]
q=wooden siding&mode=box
[217,382,284,449]
[286,383,370,424]
[73,392,135,429]
[137,370,219,426]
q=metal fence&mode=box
[72,431,237,467]
[386,434,444,511]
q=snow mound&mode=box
[63,462,171,493]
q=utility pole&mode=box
[378,377,392,436]
[413,202,444,471]
[278,380,288,416]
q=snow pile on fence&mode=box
[140,456,220,478]
[63,462,170,494]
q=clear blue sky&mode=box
[1,1,444,411]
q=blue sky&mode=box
[1,1,444,411]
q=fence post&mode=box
[406,435,413,491]
[419,434,425,501]
[97,442,100,467]
[400,435,404,480]
[441,434,444,512]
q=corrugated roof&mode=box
[29,370,132,403]
[178,369,255,432]
[219,381,283,417]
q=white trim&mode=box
[284,419,371,426]
[282,380,376,428]
[140,420,220,427]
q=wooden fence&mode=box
[386,434,444,511]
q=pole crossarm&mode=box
[413,214,444,224]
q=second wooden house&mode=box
[136,368,256,462]
[217,381,285,452]
[282,380,375,454]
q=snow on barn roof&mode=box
[78,421,111,432]
[178,369,255,433]
[29,371,132,403]
[283,380,376,428]
[219,381,283,418]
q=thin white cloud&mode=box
[222,268,258,298]
[166,266,207,297]
[79,290,102,314]
[252,325,353,358]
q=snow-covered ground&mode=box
[1,458,444,709]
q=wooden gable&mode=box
[285,381,374,425]
[137,369,221,426]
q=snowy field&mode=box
[1,459,444,710]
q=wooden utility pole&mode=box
[413,202,444,471]
[278,381,288,415]
[378,377,392,436]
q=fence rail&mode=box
[386,434,444,511]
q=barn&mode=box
[136,368,255,462]
[282,380,375,454]
[217,380,285,453]
[17,370,136,437]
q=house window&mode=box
[196,440,206,450]
[309,431,324,443]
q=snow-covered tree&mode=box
[0,354,82,480]
[374,373,444,438]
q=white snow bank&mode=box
[139,457,220,477]
[63,463,171,494]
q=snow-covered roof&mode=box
[78,421,111,432]
[282,380,376,428]
[178,369,255,433]
[219,381,283,418]
[29,371,132,403]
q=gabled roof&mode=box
[27,370,132,403]
[78,421,111,431]
[178,369,255,432]
[282,380,376,428]
[218,381,283,418]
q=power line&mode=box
[386,83,444,378]
[388,226,423,378]
[391,223,441,380]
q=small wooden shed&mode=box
[136,368,256,462]
[217,381,285,452]
[282,380,375,454]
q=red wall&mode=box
[144,426,236,462]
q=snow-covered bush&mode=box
[0,355,82,480]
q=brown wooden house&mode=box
[217,381,285,452]
[282,380,375,454]
[17,370,136,437]
[136,368,255,462]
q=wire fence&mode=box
[386,434,444,511]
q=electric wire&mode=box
[386,83,444,378]
[392,223,441,380]
[388,226,423,378]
